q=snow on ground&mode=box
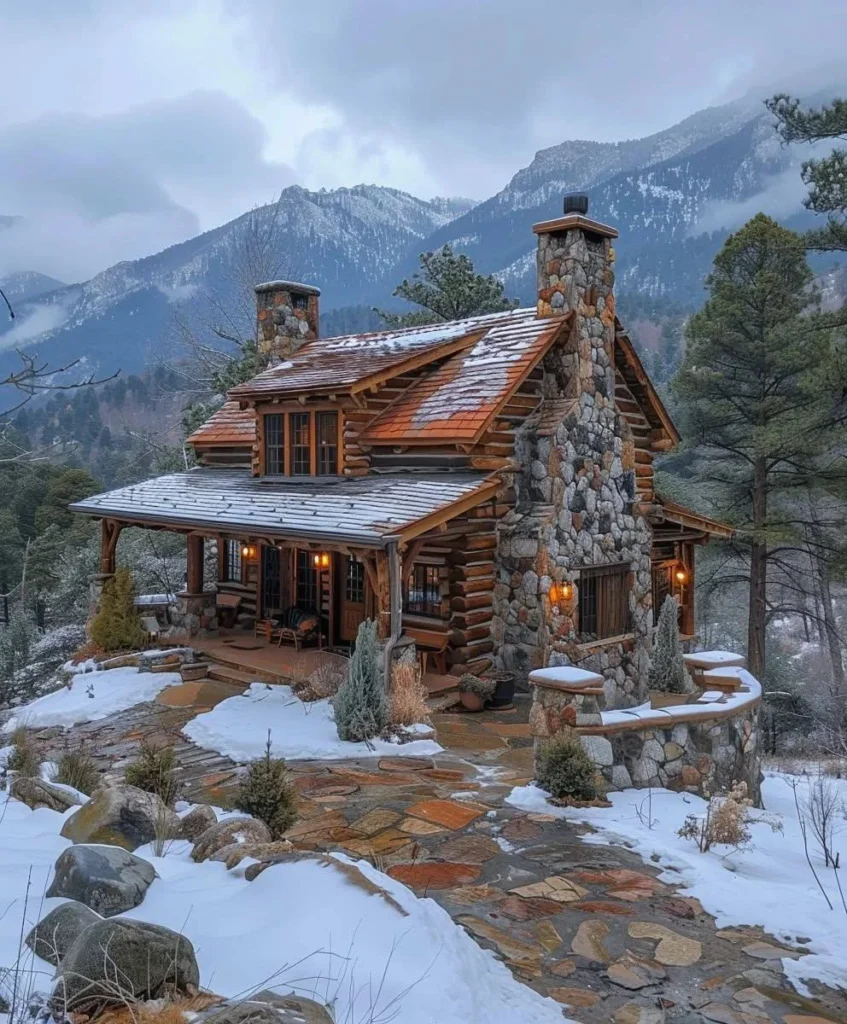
[0,795,567,1024]
[2,667,183,733]
[183,682,442,761]
[508,772,847,995]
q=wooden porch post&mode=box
[100,519,121,575]
[681,541,695,636]
[187,534,204,595]
[374,551,391,639]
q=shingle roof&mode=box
[360,313,566,444]
[227,309,534,400]
[69,469,496,545]
[186,402,255,446]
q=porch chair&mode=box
[405,626,449,675]
[276,606,320,651]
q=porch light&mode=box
[241,544,257,560]
[313,552,331,569]
[675,566,688,584]
[550,580,574,606]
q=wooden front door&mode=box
[340,556,366,643]
[261,545,282,617]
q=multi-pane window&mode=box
[578,563,631,641]
[296,549,318,609]
[223,539,242,583]
[346,558,365,603]
[317,411,338,475]
[289,412,311,476]
[261,545,281,615]
[405,563,441,617]
[265,414,284,475]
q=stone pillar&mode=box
[255,280,320,363]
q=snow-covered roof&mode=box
[228,308,538,401]
[69,469,496,545]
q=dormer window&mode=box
[262,408,340,476]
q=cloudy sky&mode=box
[1,0,844,283]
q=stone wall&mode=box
[493,216,652,708]
[529,668,762,802]
[161,592,218,639]
[255,280,320,362]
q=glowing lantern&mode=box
[313,552,331,569]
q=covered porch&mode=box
[71,469,503,686]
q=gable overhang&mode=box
[651,496,734,540]
[614,320,680,448]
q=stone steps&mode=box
[207,664,260,687]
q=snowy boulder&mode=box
[47,845,157,917]
[60,782,180,851]
[25,900,102,967]
[191,816,271,863]
[10,777,83,813]
[198,992,332,1024]
[54,918,199,1013]
[209,839,294,870]
[178,803,217,840]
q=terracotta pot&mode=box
[459,690,485,712]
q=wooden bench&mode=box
[406,626,449,675]
[216,592,242,629]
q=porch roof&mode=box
[69,468,498,545]
[652,494,734,539]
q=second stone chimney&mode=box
[255,280,320,362]
[533,193,618,399]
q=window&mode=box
[316,411,338,475]
[223,539,242,583]
[292,293,309,311]
[405,563,441,617]
[265,414,284,474]
[296,549,318,609]
[578,563,631,641]
[289,412,311,476]
[262,545,281,615]
[346,558,365,604]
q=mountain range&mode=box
[1,86,844,390]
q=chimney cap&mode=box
[563,192,589,216]
[254,279,321,296]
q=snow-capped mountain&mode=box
[1,87,843,389]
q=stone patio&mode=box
[26,687,847,1024]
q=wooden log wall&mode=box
[196,445,253,469]
[615,369,655,503]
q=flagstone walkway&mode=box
[28,692,847,1024]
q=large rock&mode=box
[209,840,294,871]
[60,783,180,851]
[10,777,82,813]
[198,992,332,1024]
[191,817,272,863]
[54,918,199,1013]
[46,845,157,917]
[25,900,102,966]
[178,804,217,841]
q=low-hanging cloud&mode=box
[0,300,71,351]
[0,91,295,282]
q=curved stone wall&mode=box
[529,659,762,801]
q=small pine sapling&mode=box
[235,733,297,839]
[89,568,147,653]
[333,619,388,742]
[124,740,178,806]
[649,595,690,694]
[535,734,599,802]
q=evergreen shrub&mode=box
[535,734,598,801]
[89,567,147,653]
[124,740,177,806]
[333,619,388,742]
[649,595,690,693]
[235,734,297,839]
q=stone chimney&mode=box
[255,280,320,362]
[533,194,618,401]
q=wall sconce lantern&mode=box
[241,543,258,560]
[550,580,574,607]
[675,565,688,585]
[313,552,331,569]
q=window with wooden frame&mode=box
[345,557,365,603]
[296,549,318,609]
[578,563,631,641]
[264,414,284,475]
[223,539,243,583]
[316,411,339,475]
[404,563,442,618]
[262,409,342,477]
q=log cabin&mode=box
[70,194,731,707]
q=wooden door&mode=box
[340,556,366,643]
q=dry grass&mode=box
[54,747,100,795]
[5,727,41,779]
[93,992,224,1024]
[389,662,431,727]
[297,661,346,702]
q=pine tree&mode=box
[649,596,689,693]
[333,618,388,742]
[672,214,839,679]
[89,567,147,652]
[767,94,847,252]
[377,245,518,327]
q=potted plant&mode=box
[482,669,516,710]
[457,673,496,712]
